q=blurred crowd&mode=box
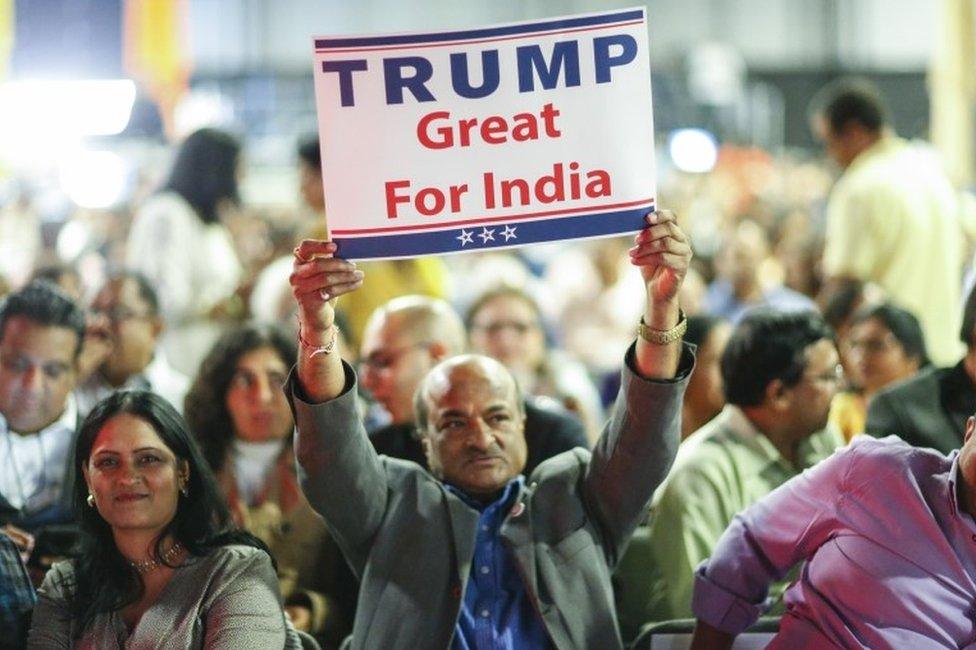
[3,78,976,649]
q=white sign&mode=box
[312,8,656,260]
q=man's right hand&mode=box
[289,240,363,337]
[289,240,364,402]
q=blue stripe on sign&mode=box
[333,204,653,260]
[314,9,644,49]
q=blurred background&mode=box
[0,0,972,366]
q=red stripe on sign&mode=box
[315,20,645,54]
[331,197,655,235]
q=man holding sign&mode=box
[285,206,692,649]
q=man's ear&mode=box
[764,378,790,411]
[427,341,449,363]
[150,315,164,338]
[965,416,976,446]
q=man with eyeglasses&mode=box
[359,294,588,478]
[74,271,189,418]
[287,209,693,649]
[0,281,85,557]
[620,309,844,631]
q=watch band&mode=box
[637,310,687,345]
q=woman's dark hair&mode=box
[852,302,930,367]
[163,128,241,224]
[70,390,270,635]
[184,323,297,472]
[721,309,834,407]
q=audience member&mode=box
[361,295,588,478]
[75,272,190,418]
[830,303,928,441]
[0,283,85,538]
[184,323,349,646]
[31,265,83,303]
[126,128,244,376]
[466,286,604,441]
[702,220,816,322]
[633,310,843,623]
[28,390,297,648]
[813,78,966,366]
[691,428,976,648]
[285,209,692,649]
[681,314,731,439]
[0,529,35,648]
[865,286,976,453]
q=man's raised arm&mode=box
[290,240,363,401]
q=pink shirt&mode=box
[693,436,976,649]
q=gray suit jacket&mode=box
[289,345,692,650]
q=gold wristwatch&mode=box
[637,310,687,345]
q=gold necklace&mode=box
[128,542,184,574]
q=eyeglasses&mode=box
[845,335,898,355]
[470,320,539,336]
[801,364,845,385]
[91,306,153,323]
[358,342,432,373]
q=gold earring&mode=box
[86,493,95,508]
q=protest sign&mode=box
[312,7,656,260]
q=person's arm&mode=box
[203,549,289,649]
[690,441,857,640]
[647,464,734,619]
[287,241,389,572]
[26,564,73,649]
[584,210,694,562]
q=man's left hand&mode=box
[628,209,692,306]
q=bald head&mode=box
[367,295,466,352]
[360,295,467,424]
[414,354,524,433]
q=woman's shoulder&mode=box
[190,543,275,580]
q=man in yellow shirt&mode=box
[813,79,966,366]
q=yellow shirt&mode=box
[829,391,866,443]
[824,135,966,366]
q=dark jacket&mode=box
[865,362,976,454]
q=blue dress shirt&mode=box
[446,476,552,649]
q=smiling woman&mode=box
[26,390,299,649]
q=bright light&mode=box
[669,129,719,174]
[0,79,136,137]
[59,150,128,209]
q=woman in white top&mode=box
[126,128,244,376]
[28,389,298,648]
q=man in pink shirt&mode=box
[691,418,976,648]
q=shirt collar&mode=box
[445,475,524,514]
[947,450,965,518]
[719,405,788,468]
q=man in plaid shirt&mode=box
[0,530,35,647]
